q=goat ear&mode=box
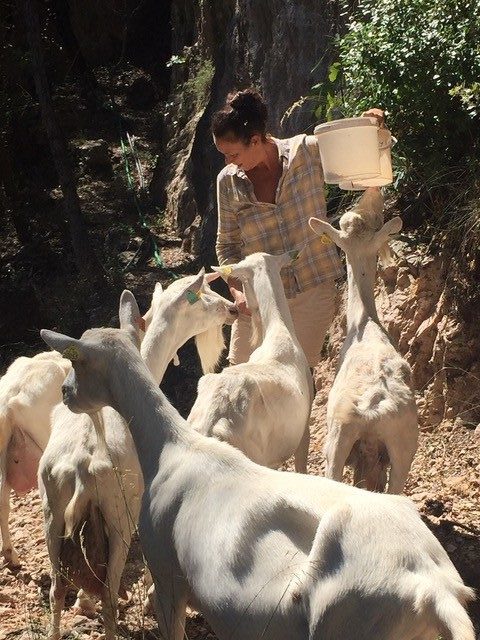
[153,282,163,296]
[373,216,402,249]
[119,290,142,349]
[142,306,153,332]
[184,270,205,299]
[204,271,221,283]
[309,217,343,248]
[40,330,83,362]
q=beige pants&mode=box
[228,280,337,368]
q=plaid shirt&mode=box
[216,134,344,298]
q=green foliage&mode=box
[311,0,480,182]
[171,57,215,127]
[338,0,480,170]
[184,59,215,108]
[312,62,343,121]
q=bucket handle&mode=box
[378,128,396,150]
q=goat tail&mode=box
[210,417,233,442]
[64,475,92,539]
[431,588,475,640]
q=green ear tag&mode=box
[320,234,332,245]
[186,290,200,304]
[62,345,80,362]
[288,249,300,262]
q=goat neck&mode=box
[253,263,297,345]
[345,252,380,333]
[109,350,187,483]
[140,309,178,384]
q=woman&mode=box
[213,87,382,368]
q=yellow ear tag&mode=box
[288,249,300,262]
[320,234,332,245]
[62,345,80,362]
[220,266,232,277]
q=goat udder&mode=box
[6,427,42,494]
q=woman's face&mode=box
[214,134,263,172]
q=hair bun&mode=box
[228,89,268,121]
[212,87,268,142]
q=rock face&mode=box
[152,0,341,265]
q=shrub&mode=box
[313,0,480,189]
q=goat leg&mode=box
[0,479,19,566]
[386,434,417,494]
[324,425,357,482]
[48,570,67,640]
[294,424,310,474]
[150,570,188,640]
[101,530,130,640]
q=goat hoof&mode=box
[2,548,21,568]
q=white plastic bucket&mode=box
[314,117,394,190]
[338,129,394,190]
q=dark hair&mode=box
[212,88,268,144]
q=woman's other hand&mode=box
[361,108,385,128]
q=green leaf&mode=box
[328,62,341,82]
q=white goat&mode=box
[188,252,313,472]
[40,290,474,640]
[38,271,237,640]
[309,189,418,493]
[0,351,71,566]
